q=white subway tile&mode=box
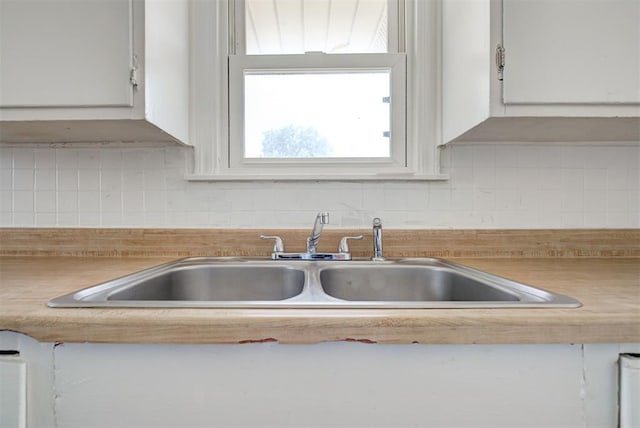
[494,167,520,190]
[538,168,563,190]
[144,191,166,212]
[78,191,100,212]
[122,169,144,191]
[35,213,57,226]
[143,169,167,191]
[13,191,34,212]
[606,168,628,190]
[0,148,13,169]
[122,191,145,212]
[35,169,56,191]
[583,190,607,212]
[57,169,78,191]
[58,191,78,212]
[561,212,584,228]
[34,149,56,169]
[121,212,145,226]
[583,211,607,228]
[495,189,521,210]
[12,149,34,169]
[100,150,122,168]
[0,169,12,190]
[0,212,13,224]
[55,150,78,169]
[13,169,34,191]
[13,212,34,226]
[144,212,166,227]
[472,146,495,169]
[561,169,584,191]
[78,212,100,227]
[121,150,146,170]
[450,145,474,168]
[35,191,56,212]
[100,169,122,192]
[101,212,123,226]
[0,190,12,212]
[77,149,101,169]
[561,146,585,168]
[606,211,631,228]
[560,190,583,212]
[584,168,607,190]
[607,190,629,212]
[78,169,101,191]
[101,192,122,213]
[0,144,637,229]
[57,212,78,226]
[430,188,451,210]
[517,146,545,168]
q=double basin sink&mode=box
[48,257,581,308]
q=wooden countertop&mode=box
[1,256,638,345]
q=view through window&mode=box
[240,0,395,160]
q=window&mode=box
[187,0,443,181]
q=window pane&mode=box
[244,72,391,158]
[245,0,388,54]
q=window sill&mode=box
[184,172,449,182]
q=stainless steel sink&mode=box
[48,257,581,309]
[319,266,520,302]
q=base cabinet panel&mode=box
[54,343,586,427]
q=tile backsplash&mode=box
[0,144,638,228]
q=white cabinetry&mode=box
[0,0,190,146]
[0,354,25,428]
[620,354,640,427]
[0,332,56,428]
[443,0,640,144]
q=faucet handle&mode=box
[260,235,284,253]
[338,235,363,253]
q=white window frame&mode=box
[186,0,446,181]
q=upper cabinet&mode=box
[442,0,640,144]
[0,0,190,145]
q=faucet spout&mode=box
[307,212,329,253]
[372,217,385,261]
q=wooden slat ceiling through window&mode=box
[246,0,388,54]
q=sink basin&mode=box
[48,257,581,309]
[108,265,305,302]
[319,266,520,302]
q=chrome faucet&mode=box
[372,217,385,261]
[306,212,329,253]
[260,211,361,260]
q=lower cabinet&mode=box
[620,354,640,428]
[0,353,25,428]
[1,331,638,427]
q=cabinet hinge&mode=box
[129,54,139,88]
[496,44,505,81]
[129,67,138,87]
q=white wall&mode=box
[0,144,638,228]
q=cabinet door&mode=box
[620,354,640,428]
[0,0,133,108]
[503,0,640,104]
[0,356,26,428]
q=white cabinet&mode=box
[620,354,640,428]
[502,0,640,105]
[0,332,56,428]
[443,0,640,144]
[0,0,190,146]
[0,354,26,428]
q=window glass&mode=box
[244,71,391,158]
[245,0,389,54]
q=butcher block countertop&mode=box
[1,256,638,345]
